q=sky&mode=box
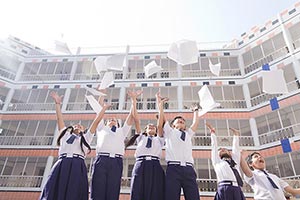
[0,0,299,53]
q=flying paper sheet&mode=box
[209,59,221,76]
[85,86,107,96]
[262,69,288,94]
[99,71,114,89]
[94,56,109,73]
[198,85,220,117]
[85,95,102,113]
[144,61,163,78]
[167,40,199,65]
[54,40,72,54]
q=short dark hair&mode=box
[246,152,260,170]
[170,116,185,126]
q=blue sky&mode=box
[0,0,299,51]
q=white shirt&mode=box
[211,134,242,183]
[163,122,194,164]
[244,169,289,200]
[58,128,94,157]
[134,134,164,158]
[96,122,131,156]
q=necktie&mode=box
[225,159,244,187]
[180,130,186,141]
[146,137,152,148]
[66,134,76,144]
[111,125,117,132]
[261,170,279,189]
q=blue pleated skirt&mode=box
[39,157,88,200]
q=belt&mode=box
[167,161,193,167]
[218,180,238,187]
[59,153,84,160]
[98,152,123,158]
[136,155,159,161]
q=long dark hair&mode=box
[125,125,157,148]
[57,126,91,155]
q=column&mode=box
[249,118,260,147]
[40,156,54,188]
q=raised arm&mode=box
[190,103,200,132]
[124,90,142,126]
[156,92,168,137]
[240,150,253,178]
[284,185,300,197]
[50,91,65,130]
[127,90,143,133]
[206,122,221,165]
[230,127,241,162]
[90,103,111,134]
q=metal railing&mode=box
[193,136,255,147]
[0,136,53,146]
[258,125,299,145]
[6,103,55,111]
[0,67,16,80]
[19,73,71,81]
[0,176,43,188]
[244,46,289,74]
[182,68,241,78]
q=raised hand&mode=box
[190,102,200,112]
[128,90,143,100]
[205,123,215,134]
[50,91,63,104]
[155,92,169,105]
[229,127,240,136]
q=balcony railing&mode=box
[244,46,289,74]
[6,103,55,112]
[0,67,16,80]
[258,125,300,145]
[0,176,43,188]
[19,74,71,81]
[182,68,241,78]
[193,136,255,147]
[0,136,53,146]
[250,93,281,107]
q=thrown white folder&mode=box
[99,71,114,89]
[167,40,199,65]
[198,85,220,117]
[85,86,107,96]
[94,54,126,74]
[54,40,72,55]
[144,61,163,78]
[262,69,288,94]
[209,59,221,76]
[85,95,102,113]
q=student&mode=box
[40,91,110,200]
[206,123,245,200]
[125,91,165,200]
[157,92,200,200]
[240,151,300,200]
[90,90,138,200]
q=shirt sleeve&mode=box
[84,130,94,144]
[163,121,172,138]
[121,123,132,138]
[136,134,144,143]
[187,127,195,137]
[157,136,165,146]
[96,120,105,132]
[232,135,241,165]
[275,175,289,189]
[211,134,221,166]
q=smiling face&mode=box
[72,124,85,134]
[248,152,266,170]
[145,124,157,136]
[106,118,118,128]
[171,116,186,130]
[218,148,231,159]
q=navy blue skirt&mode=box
[130,159,165,200]
[214,184,245,200]
[39,157,88,200]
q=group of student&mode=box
[39,90,300,200]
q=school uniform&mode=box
[130,134,165,200]
[211,134,245,200]
[244,169,289,200]
[90,121,131,200]
[163,122,200,200]
[40,128,94,200]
